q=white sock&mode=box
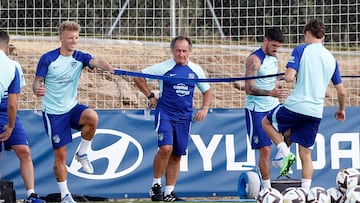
[77,138,92,155]
[276,142,290,156]
[152,178,161,186]
[57,180,70,199]
[262,179,271,189]
[27,189,35,198]
[301,178,312,190]
[165,185,175,196]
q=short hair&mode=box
[304,19,325,39]
[0,31,10,48]
[58,21,81,35]
[265,27,284,43]
[170,35,193,51]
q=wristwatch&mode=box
[147,92,155,99]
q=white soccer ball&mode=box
[336,167,360,194]
[327,187,343,203]
[342,185,360,203]
[307,187,330,203]
[296,187,308,200]
[282,187,306,203]
[256,188,283,203]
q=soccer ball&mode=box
[327,187,343,203]
[342,185,360,203]
[307,187,330,203]
[282,187,306,203]
[256,188,283,203]
[296,187,308,200]
[336,167,360,194]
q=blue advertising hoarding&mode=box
[0,107,359,199]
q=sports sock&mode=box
[27,189,35,198]
[165,185,175,196]
[301,178,311,190]
[262,180,271,189]
[152,178,161,186]
[57,180,71,199]
[276,142,290,157]
[77,138,92,155]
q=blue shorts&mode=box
[154,109,191,156]
[42,104,88,149]
[245,108,272,149]
[0,112,28,152]
[266,105,321,148]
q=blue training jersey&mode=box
[35,48,93,114]
[245,48,280,112]
[0,50,20,104]
[0,60,24,112]
[142,58,210,121]
[284,43,342,118]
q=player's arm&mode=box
[7,93,18,128]
[332,64,346,121]
[284,67,297,82]
[245,54,271,96]
[0,69,20,141]
[194,88,212,122]
[0,92,18,142]
[334,83,346,121]
[133,77,157,107]
[32,76,46,97]
[89,58,115,73]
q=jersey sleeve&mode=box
[331,61,343,85]
[36,49,60,78]
[73,51,93,68]
[8,68,21,94]
[286,44,307,72]
[189,61,211,93]
[141,58,175,81]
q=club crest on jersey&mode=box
[71,62,77,68]
[188,73,195,79]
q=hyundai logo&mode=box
[68,129,143,180]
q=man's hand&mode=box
[0,125,13,142]
[194,107,209,122]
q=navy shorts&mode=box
[0,113,28,152]
[154,109,191,156]
[245,108,272,149]
[266,105,321,148]
[42,104,88,149]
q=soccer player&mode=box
[32,21,116,203]
[244,27,289,189]
[262,19,346,189]
[0,42,46,202]
[0,31,20,177]
[133,35,212,202]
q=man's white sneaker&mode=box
[75,152,94,174]
[272,157,293,174]
[61,194,77,203]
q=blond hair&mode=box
[58,21,81,35]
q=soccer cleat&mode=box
[75,152,94,174]
[25,193,46,203]
[164,191,183,202]
[280,152,296,176]
[61,194,77,203]
[149,183,163,201]
[272,157,293,174]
